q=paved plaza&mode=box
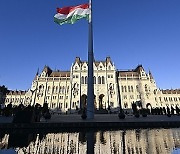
[0,114,180,124]
[44,114,180,123]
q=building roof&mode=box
[43,65,52,76]
[162,89,180,94]
[8,90,26,95]
[119,71,139,77]
[74,56,113,67]
[118,65,145,77]
[50,71,70,77]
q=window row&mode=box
[161,97,180,102]
[122,86,134,93]
[81,76,105,84]
[123,95,135,100]
[108,75,113,78]
[74,65,112,70]
[5,98,24,103]
[46,95,68,100]
[122,84,150,93]
[50,101,79,109]
[73,75,79,78]
[47,86,69,94]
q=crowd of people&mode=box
[131,102,180,117]
[0,102,180,122]
[0,103,51,123]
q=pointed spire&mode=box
[149,70,153,79]
[36,68,39,76]
[33,67,40,81]
[74,57,81,65]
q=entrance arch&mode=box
[80,94,87,109]
[99,94,105,109]
[94,95,97,109]
[146,103,152,109]
[81,94,97,110]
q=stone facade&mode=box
[4,57,180,112]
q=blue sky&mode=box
[0,0,180,90]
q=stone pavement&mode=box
[0,114,180,129]
[0,114,180,124]
[42,114,180,123]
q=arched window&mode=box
[81,76,84,84]
[52,86,55,93]
[145,84,148,92]
[124,102,128,109]
[136,85,139,91]
[56,86,58,93]
[121,86,124,92]
[98,76,101,84]
[67,86,69,93]
[39,85,42,89]
[124,86,127,92]
[85,76,88,84]
[94,76,96,84]
[47,86,51,93]
[62,86,65,94]
[59,86,62,94]
[128,86,131,92]
[154,90,156,94]
[102,76,105,84]
[131,86,133,92]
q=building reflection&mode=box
[0,129,180,154]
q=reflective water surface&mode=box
[0,128,180,154]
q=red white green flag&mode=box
[54,4,90,25]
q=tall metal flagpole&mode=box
[87,0,94,119]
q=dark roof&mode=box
[162,89,180,94]
[134,65,144,73]
[119,71,139,77]
[50,71,70,77]
[43,65,52,76]
[118,65,145,77]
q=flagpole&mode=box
[87,0,94,119]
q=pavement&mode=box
[0,114,180,124]
[41,114,180,123]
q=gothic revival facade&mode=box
[4,57,180,112]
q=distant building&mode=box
[0,85,8,108]
[4,57,180,112]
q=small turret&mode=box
[41,65,52,77]
[74,57,81,65]
[106,56,113,65]
[134,65,144,73]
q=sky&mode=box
[0,0,180,90]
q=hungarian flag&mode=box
[54,4,90,25]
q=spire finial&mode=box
[36,68,39,76]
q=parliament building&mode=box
[4,57,180,112]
